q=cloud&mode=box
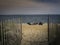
[0,0,60,15]
[30,0,60,3]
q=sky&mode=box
[0,0,60,14]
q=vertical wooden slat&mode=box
[1,20,4,45]
[48,15,49,45]
[1,20,3,45]
[20,16,22,43]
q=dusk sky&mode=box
[0,0,60,14]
